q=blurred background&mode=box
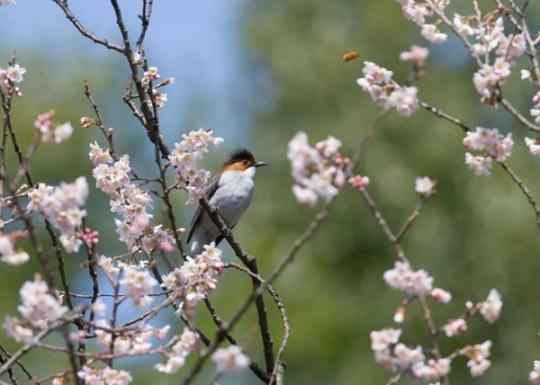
[1,0,540,384]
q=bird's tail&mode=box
[189,231,213,257]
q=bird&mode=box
[187,149,267,256]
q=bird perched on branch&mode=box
[187,149,267,255]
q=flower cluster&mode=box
[78,365,132,385]
[525,137,540,157]
[373,257,503,380]
[288,132,350,206]
[168,129,224,204]
[162,243,224,316]
[4,275,67,343]
[28,177,89,252]
[383,261,433,296]
[357,61,419,117]
[461,16,525,104]
[393,0,449,44]
[0,232,30,265]
[119,262,158,307]
[155,328,199,374]
[91,142,174,251]
[140,66,173,109]
[33,110,73,144]
[0,63,25,95]
[94,320,169,354]
[400,45,429,68]
[97,258,157,307]
[463,127,513,175]
[212,345,250,372]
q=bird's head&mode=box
[222,149,267,174]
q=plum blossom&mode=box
[78,365,132,385]
[27,177,88,253]
[357,61,419,116]
[383,261,433,296]
[415,176,436,198]
[212,346,250,372]
[288,132,350,206]
[168,129,223,204]
[530,361,540,385]
[479,289,502,324]
[155,328,199,374]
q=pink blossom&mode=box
[212,346,250,372]
[443,318,467,337]
[400,45,429,67]
[412,358,451,381]
[393,343,425,369]
[479,289,502,324]
[525,137,540,157]
[465,153,492,176]
[421,24,447,44]
[370,328,401,352]
[78,366,132,385]
[349,175,370,191]
[155,328,199,374]
[431,288,452,303]
[383,261,433,296]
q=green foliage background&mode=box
[2,1,540,385]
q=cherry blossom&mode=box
[431,288,452,303]
[212,345,250,372]
[357,61,419,116]
[168,129,223,204]
[288,132,350,206]
[479,289,502,324]
[78,365,132,385]
[462,341,492,377]
[155,328,199,374]
[400,45,429,67]
[443,318,467,337]
[415,176,436,198]
[383,261,433,296]
[0,233,29,265]
[525,137,540,157]
[28,177,89,252]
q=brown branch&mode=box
[51,0,124,53]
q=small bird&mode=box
[187,149,267,255]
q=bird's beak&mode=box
[255,161,268,168]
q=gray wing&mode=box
[187,176,220,243]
